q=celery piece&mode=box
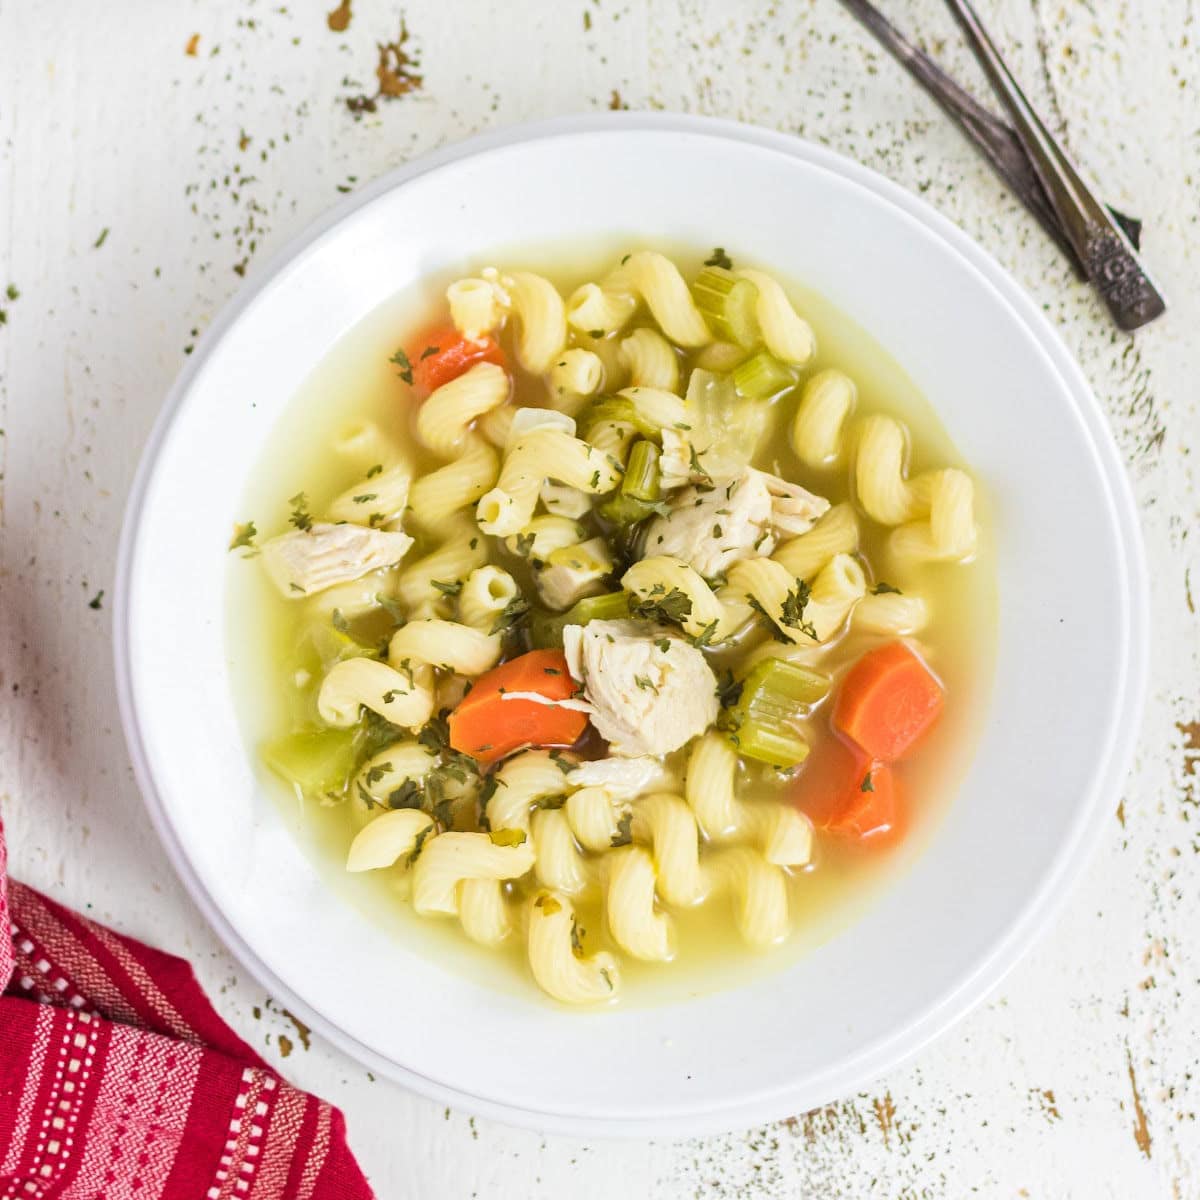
[530,591,630,648]
[305,623,374,671]
[262,728,359,796]
[725,658,830,768]
[691,267,761,348]
[599,440,665,524]
[621,440,661,502]
[731,350,796,402]
[581,396,659,442]
[734,721,811,769]
[599,494,657,526]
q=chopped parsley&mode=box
[431,578,463,598]
[549,749,574,775]
[532,792,567,810]
[687,442,713,487]
[352,493,378,504]
[633,674,659,694]
[419,344,440,359]
[389,346,414,384]
[779,582,818,641]
[587,329,604,339]
[228,520,257,551]
[407,824,433,866]
[871,581,903,595]
[715,668,743,708]
[364,762,392,786]
[599,966,614,991]
[94,227,110,249]
[655,638,671,653]
[288,491,313,532]
[704,247,733,269]
[570,917,584,955]
[514,531,537,557]
[712,524,723,539]
[366,463,384,478]
[861,771,875,793]
[489,594,531,636]
[688,619,720,648]
[589,469,601,489]
[376,593,406,622]
[381,688,402,703]
[387,779,424,809]
[331,608,350,634]
[610,811,633,847]
[368,512,385,527]
[88,590,104,610]
[535,894,563,915]
[629,584,693,628]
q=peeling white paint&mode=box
[2,1,1198,1195]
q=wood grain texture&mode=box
[2,1,1198,1195]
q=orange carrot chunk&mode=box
[448,649,587,765]
[791,737,899,844]
[832,640,944,762]
[409,324,505,394]
[823,763,899,842]
[791,735,870,828]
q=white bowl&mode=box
[114,114,1148,1136]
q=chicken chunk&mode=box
[642,471,775,580]
[749,468,829,537]
[563,620,719,757]
[533,536,613,612]
[567,755,673,797]
[261,522,414,597]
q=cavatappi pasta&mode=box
[233,247,993,1007]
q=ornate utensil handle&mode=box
[943,0,1166,331]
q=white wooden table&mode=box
[3,2,1198,1195]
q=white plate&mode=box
[114,115,1148,1136]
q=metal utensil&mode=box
[838,0,1165,329]
[943,0,1164,330]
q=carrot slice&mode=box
[448,649,587,765]
[409,324,505,393]
[823,763,899,842]
[791,736,899,844]
[832,641,944,762]
[791,735,871,828]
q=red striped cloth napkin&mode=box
[0,819,374,1198]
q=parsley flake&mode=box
[228,521,257,551]
[288,491,313,532]
[389,346,414,384]
[610,811,633,847]
[704,247,733,269]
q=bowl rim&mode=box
[113,112,1149,1137]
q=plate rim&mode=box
[113,112,1149,1137]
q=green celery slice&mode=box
[530,591,630,649]
[691,267,761,348]
[262,728,359,797]
[724,658,830,767]
[731,350,796,402]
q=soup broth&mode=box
[227,241,996,1006]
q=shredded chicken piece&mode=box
[563,620,718,757]
[261,523,413,597]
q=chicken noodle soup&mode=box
[228,247,994,1005]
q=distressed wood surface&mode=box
[2,1,1198,1195]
